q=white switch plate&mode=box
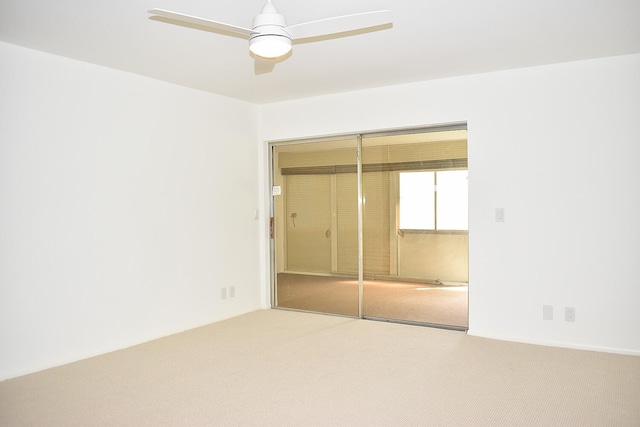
[495,208,505,222]
[565,307,576,322]
[543,305,553,320]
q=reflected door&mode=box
[285,174,332,273]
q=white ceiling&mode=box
[1,0,639,104]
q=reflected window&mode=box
[399,172,435,229]
[399,170,468,231]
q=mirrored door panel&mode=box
[272,138,359,316]
[361,130,469,328]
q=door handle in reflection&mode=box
[325,229,331,238]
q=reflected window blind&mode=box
[281,140,467,175]
[336,174,358,274]
[336,173,390,275]
[362,172,391,275]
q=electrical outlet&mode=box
[221,287,227,300]
[565,307,575,322]
[229,286,236,298]
[543,305,553,320]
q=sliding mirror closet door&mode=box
[272,138,360,316]
[361,130,469,329]
[271,127,468,329]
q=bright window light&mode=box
[436,170,468,230]
[399,170,468,231]
[399,172,434,229]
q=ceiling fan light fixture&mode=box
[249,34,292,58]
[149,1,393,65]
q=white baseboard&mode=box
[467,330,640,356]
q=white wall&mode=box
[0,42,263,380]
[1,41,638,381]
[259,53,640,354]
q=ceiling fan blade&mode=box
[286,10,392,40]
[148,9,253,38]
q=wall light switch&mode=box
[543,305,553,320]
[495,208,505,222]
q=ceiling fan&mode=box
[148,1,392,62]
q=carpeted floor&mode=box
[1,309,637,426]
[276,273,468,328]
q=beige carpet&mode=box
[277,273,468,328]
[1,309,638,426]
